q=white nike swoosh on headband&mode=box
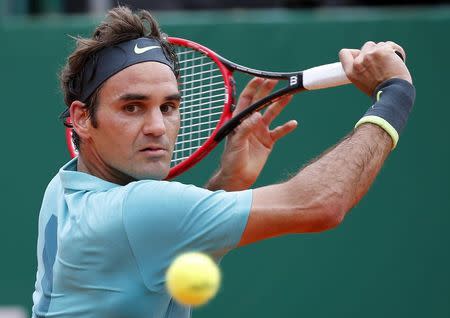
[134,44,161,54]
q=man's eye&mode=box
[160,103,176,113]
[124,105,139,113]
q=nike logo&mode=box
[134,44,161,54]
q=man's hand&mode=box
[339,41,412,95]
[206,77,297,191]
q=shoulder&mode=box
[123,180,252,215]
[41,174,64,207]
[45,173,62,194]
[124,180,212,209]
[122,179,253,231]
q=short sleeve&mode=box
[122,180,252,291]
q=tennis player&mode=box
[32,6,415,318]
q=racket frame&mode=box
[167,37,310,178]
[166,37,236,179]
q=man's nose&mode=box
[142,108,166,137]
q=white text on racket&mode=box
[290,76,298,86]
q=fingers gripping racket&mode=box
[65,37,352,179]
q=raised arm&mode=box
[239,41,415,246]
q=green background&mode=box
[1,6,449,317]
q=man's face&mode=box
[86,62,180,182]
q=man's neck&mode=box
[76,149,135,186]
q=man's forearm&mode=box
[297,123,392,215]
[288,123,392,231]
[249,123,392,239]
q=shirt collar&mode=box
[59,157,120,191]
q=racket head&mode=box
[65,37,235,179]
[167,37,236,178]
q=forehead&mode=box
[100,61,178,98]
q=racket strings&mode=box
[172,47,227,166]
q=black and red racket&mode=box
[66,37,353,179]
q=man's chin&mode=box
[133,168,170,181]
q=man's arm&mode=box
[238,41,414,246]
[239,124,391,245]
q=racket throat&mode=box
[214,78,305,143]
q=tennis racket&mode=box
[66,37,353,179]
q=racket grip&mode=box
[302,62,350,90]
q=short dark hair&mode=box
[60,6,179,150]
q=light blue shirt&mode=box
[32,158,252,318]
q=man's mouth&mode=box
[139,145,167,156]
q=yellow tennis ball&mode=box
[165,252,221,307]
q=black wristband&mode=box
[355,78,416,149]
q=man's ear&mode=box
[69,101,91,139]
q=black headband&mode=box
[77,37,175,102]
